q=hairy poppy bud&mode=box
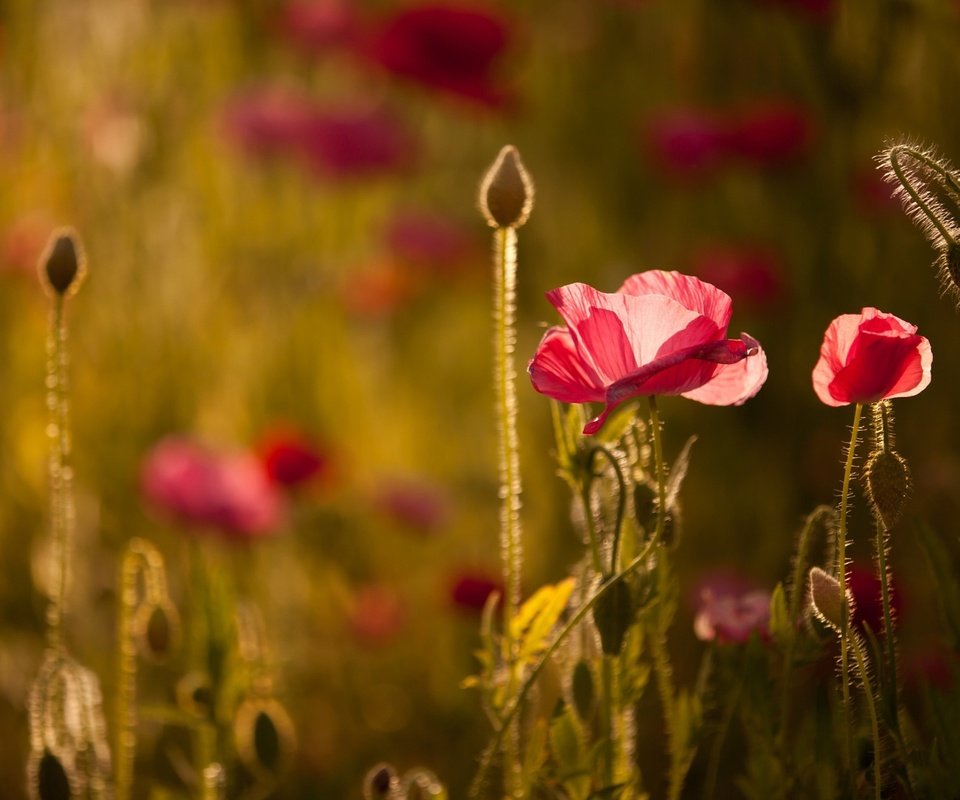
[863,449,911,529]
[364,763,400,799]
[808,566,851,633]
[592,578,633,655]
[39,230,85,297]
[479,145,534,229]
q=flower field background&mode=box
[4,1,960,799]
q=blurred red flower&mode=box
[349,584,406,647]
[690,245,786,311]
[142,437,285,539]
[694,584,771,644]
[726,100,814,167]
[373,476,450,533]
[812,308,932,407]
[276,0,359,54]
[848,563,902,636]
[528,271,768,435]
[359,3,513,108]
[643,108,728,179]
[384,210,477,276]
[449,571,502,614]
[759,0,835,23]
[257,427,334,489]
[221,86,313,160]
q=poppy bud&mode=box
[944,240,960,290]
[808,566,852,633]
[571,659,595,722]
[133,599,182,664]
[39,230,85,297]
[479,145,534,229]
[863,449,911,529]
[364,763,400,799]
[592,578,633,655]
[30,749,73,800]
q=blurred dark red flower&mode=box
[373,476,450,533]
[276,0,359,53]
[848,563,903,636]
[341,259,419,318]
[759,0,835,24]
[142,437,285,539]
[295,105,416,178]
[349,584,406,647]
[221,86,313,160]
[257,427,334,489]
[384,211,477,275]
[449,571,502,613]
[644,108,728,179]
[359,3,513,108]
[726,101,814,167]
[693,582,771,644]
[851,165,900,217]
[690,245,786,311]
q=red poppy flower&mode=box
[449,571,502,613]
[643,108,728,179]
[690,245,786,311]
[373,476,450,533]
[221,87,312,160]
[725,100,813,167]
[528,271,768,435]
[359,3,512,108]
[693,586,771,644]
[142,437,285,539]
[276,0,358,54]
[812,308,932,407]
[257,427,333,489]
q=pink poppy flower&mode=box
[373,476,450,533]
[142,437,285,539]
[643,108,728,179]
[528,271,768,435]
[221,86,313,160]
[847,563,903,636]
[725,100,813,167]
[384,211,476,275]
[276,0,358,54]
[693,586,771,644]
[348,584,406,647]
[811,308,932,407]
[358,3,512,108]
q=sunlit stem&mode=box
[889,144,960,205]
[648,397,667,543]
[847,630,882,800]
[493,223,523,798]
[837,402,863,782]
[888,146,959,246]
[46,295,73,653]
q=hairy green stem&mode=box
[887,146,958,246]
[889,144,960,204]
[848,630,882,800]
[838,403,863,784]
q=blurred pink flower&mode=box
[257,426,334,490]
[759,0,835,23]
[694,584,771,644]
[349,584,406,647]
[812,308,932,407]
[373,476,450,533]
[848,563,903,636]
[276,0,359,53]
[528,271,768,435]
[449,571,502,614]
[726,100,814,167]
[644,108,728,179]
[142,437,285,539]
[358,3,513,108]
[295,105,416,178]
[851,165,900,217]
[384,211,477,275]
[690,245,786,311]
[221,86,313,159]
[1,212,56,277]
[341,258,419,318]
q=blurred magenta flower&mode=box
[257,426,334,490]
[1,212,55,277]
[384,210,477,275]
[276,0,358,54]
[690,245,786,311]
[349,584,406,647]
[295,104,416,178]
[449,571,502,614]
[221,86,313,160]
[848,563,902,636]
[726,100,813,167]
[142,437,285,538]
[528,270,769,435]
[341,258,418,318]
[812,308,932,407]
[373,476,450,533]
[851,165,900,217]
[643,108,728,179]
[359,3,513,108]
[759,0,835,23]
[693,584,771,644]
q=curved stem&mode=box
[889,144,960,203]
[587,445,628,574]
[888,146,958,246]
[838,403,863,783]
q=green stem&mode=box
[847,630,882,800]
[648,397,667,543]
[887,146,959,246]
[493,224,523,798]
[838,403,863,784]
[587,446,627,574]
[703,652,742,800]
[889,144,960,204]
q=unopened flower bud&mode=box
[479,145,534,229]
[808,566,852,633]
[39,230,85,297]
[571,659,595,722]
[863,449,911,529]
[364,763,400,800]
[592,578,633,655]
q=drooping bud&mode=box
[808,566,852,633]
[863,449,911,529]
[39,230,85,297]
[592,578,633,655]
[478,145,534,229]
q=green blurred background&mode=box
[3,0,960,797]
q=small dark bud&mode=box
[808,567,850,634]
[34,750,72,800]
[571,659,595,722]
[40,230,85,297]
[479,145,534,229]
[592,578,633,655]
[633,481,657,526]
[863,449,911,529]
[364,763,400,799]
[135,600,181,664]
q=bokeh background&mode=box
[3,0,960,797]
